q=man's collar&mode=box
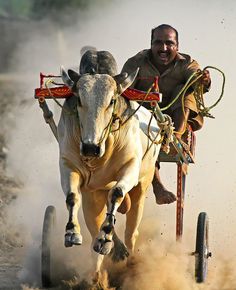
[175,52,186,61]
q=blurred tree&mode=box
[0,0,110,20]
[0,0,32,19]
[31,0,110,19]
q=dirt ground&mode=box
[0,81,24,289]
[0,16,43,288]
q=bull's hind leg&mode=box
[60,161,82,247]
[82,190,107,279]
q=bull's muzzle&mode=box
[81,142,101,157]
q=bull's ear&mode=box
[68,69,81,83]
[61,66,74,88]
[114,68,139,94]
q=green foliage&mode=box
[0,0,32,18]
[0,0,110,20]
[31,0,91,19]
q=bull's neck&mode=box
[113,95,133,124]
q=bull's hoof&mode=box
[93,238,114,255]
[64,232,83,247]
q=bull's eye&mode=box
[110,99,115,106]
[77,96,82,107]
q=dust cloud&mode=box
[2,0,236,289]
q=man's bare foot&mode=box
[152,167,176,205]
[155,189,176,205]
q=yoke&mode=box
[34,73,162,102]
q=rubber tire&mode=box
[195,212,209,283]
[41,205,56,288]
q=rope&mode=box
[160,71,202,111]
[98,99,118,145]
[157,114,174,154]
[142,65,225,153]
[141,106,175,158]
[163,66,225,136]
[194,66,226,118]
[111,82,156,132]
[45,78,76,116]
[142,110,162,160]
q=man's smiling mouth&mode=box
[158,52,169,60]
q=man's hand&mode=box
[201,69,211,88]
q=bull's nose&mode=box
[81,142,101,157]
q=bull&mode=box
[58,50,161,276]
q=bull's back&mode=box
[135,105,161,180]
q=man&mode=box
[121,24,211,205]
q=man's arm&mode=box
[201,69,211,92]
[185,60,211,93]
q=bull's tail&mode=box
[109,231,129,262]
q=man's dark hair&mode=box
[151,24,179,44]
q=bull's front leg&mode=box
[93,158,140,256]
[60,160,82,247]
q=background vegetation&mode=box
[0,0,110,20]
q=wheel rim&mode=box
[195,212,210,283]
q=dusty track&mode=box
[0,16,42,288]
[0,81,24,289]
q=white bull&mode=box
[59,64,162,274]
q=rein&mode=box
[110,83,155,133]
[164,66,225,136]
[97,97,119,145]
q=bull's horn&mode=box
[61,66,74,88]
[114,68,139,94]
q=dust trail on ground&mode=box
[30,217,236,290]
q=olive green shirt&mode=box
[121,49,204,130]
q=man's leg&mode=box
[152,162,176,204]
[152,107,190,205]
[172,107,190,139]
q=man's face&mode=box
[151,28,178,66]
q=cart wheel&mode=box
[195,212,211,283]
[41,205,56,288]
